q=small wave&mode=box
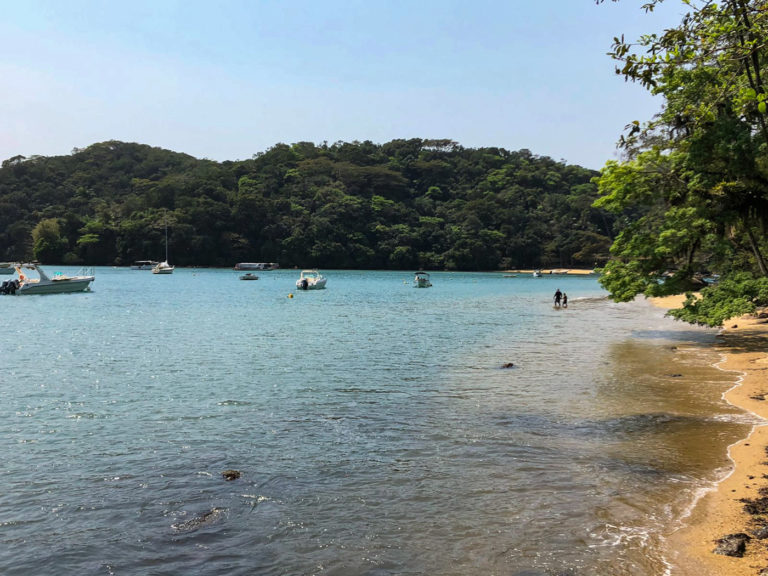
[570,295,610,303]
[217,400,253,406]
[66,412,103,419]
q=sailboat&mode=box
[152,217,174,274]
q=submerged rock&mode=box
[501,362,515,369]
[171,507,226,533]
[222,469,241,481]
[713,532,750,557]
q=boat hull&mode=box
[235,262,279,271]
[18,278,93,294]
[130,261,158,270]
[152,261,174,274]
[296,279,326,290]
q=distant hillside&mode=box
[0,139,618,269]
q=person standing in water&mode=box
[562,293,568,308]
[554,289,562,307]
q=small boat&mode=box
[239,273,259,280]
[5,263,94,295]
[234,262,279,271]
[0,262,15,275]
[414,271,432,288]
[296,269,327,290]
[532,270,542,277]
[152,218,174,274]
[152,261,174,274]
[130,260,158,270]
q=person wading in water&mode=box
[554,289,562,307]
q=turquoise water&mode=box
[0,269,751,575]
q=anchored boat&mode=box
[296,269,327,290]
[4,263,94,295]
[414,271,432,288]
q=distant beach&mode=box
[504,268,597,275]
[652,295,768,575]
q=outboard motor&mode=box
[300,278,309,290]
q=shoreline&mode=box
[650,295,768,575]
[503,268,596,275]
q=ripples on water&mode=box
[0,269,748,575]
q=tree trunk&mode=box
[746,224,768,276]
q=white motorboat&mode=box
[296,269,327,290]
[414,271,432,288]
[131,260,158,270]
[532,270,542,277]
[239,272,259,280]
[8,263,94,295]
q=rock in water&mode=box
[222,469,241,481]
[172,507,225,533]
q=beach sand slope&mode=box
[653,296,768,575]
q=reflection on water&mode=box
[0,269,750,575]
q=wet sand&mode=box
[651,295,768,575]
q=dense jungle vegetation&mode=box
[0,139,617,271]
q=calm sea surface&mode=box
[0,268,755,575]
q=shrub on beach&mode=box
[667,273,768,327]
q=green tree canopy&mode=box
[0,139,615,271]
[595,0,768,325]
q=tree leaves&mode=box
[595,0,768,325]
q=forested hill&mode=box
[0,139,618,270]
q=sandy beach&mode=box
[504,268,597,275]
[651,295,768,575]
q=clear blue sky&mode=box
[0,0,683,170]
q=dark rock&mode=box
[667,373,683,378]
[732,324,739,328]
[713,533,750,557]
[172,507,225,533]
[222,469,241,481]
[742,496,768,515]
[753,525,768,539]
[501,362,515,369]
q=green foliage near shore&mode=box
[0,139,616,270]
[668,273,768,327]
[594,0,768,325]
